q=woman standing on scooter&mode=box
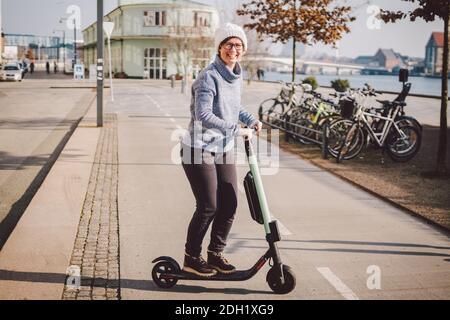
[180,23,262,277]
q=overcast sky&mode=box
[1,0,443,58]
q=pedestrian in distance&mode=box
[180,23,263,277]
[46,61,50,74]
[30,61,34,74]
[54,61,58,74]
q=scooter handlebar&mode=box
[243,126,258,157]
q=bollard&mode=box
[181,78,186,94]
[170,75,175,89]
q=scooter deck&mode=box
[173,269,256,281]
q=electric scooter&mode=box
[151,136,296,294]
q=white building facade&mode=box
[83,0,219,79]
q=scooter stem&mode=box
[244,138,273,235]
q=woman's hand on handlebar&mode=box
[253,121,263,135]
[239,121,262,140]
[239,128,254,140]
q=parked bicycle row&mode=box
[258,69,422,163]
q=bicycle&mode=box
[336,98,422,162]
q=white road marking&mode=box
[276,220,293,236]
[146,94,162,109]
[146,94,182,129]
[317,267,360,300]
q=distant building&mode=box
[3,34,62,62]
[425,32,449,76]
[354,55,374,65]
[82,0,219,79]
[374,48,403,71]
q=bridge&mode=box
[243,55,365,75]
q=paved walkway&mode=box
[0,79,449,300]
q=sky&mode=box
[1,0,444,59]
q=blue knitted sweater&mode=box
[182,55,257,153]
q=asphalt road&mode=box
[0,78,95,248]
[107,80,450,300]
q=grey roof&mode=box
[377,49,398,60]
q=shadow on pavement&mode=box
[0,269,271,296]
[229,237,450,251]
[226,237,450,260]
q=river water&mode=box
[262,71,449,97]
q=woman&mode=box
[181,23,262,277]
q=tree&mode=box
[379,0,449,174]
[168,25,214,92]
[237,0,355,83]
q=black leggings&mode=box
[181,145,238,257]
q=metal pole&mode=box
[108,36,114,102]
[63,31,66,73]
[74,22,77,67]
[97,0,104,127]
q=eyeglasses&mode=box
[222,42,244,51]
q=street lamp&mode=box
[53,29,66,73]
[59,17,77,69]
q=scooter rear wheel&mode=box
[266,265,296,294]
[152,260,179,288]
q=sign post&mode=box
[103,21,115,102]
[97,0,104,127]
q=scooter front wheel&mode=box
[266,265,296,294]
[152,260,179,288]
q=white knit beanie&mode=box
[215,23,248,52]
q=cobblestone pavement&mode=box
[62,114,120,300]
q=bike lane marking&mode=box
[317,267,360,300]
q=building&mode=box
[374,48,403,71]
[82,0,219,79]
[3,34,62,62]
[425,32,449,76]
[354,55,375,66]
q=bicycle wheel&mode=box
[289,110,316,144]
[327,118,354,158]
[259,98,285,126]
[386,123,421,162]
[337,122,366,161]
[395,116,422,133]
[315,114,342,143]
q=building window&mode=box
[144,48,167,79]
[144,10,166,27]
[194,12,211,27]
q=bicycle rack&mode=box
[261,114,329,160]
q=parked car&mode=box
[0,64,23,82]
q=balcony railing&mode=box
[167,26,214,38]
